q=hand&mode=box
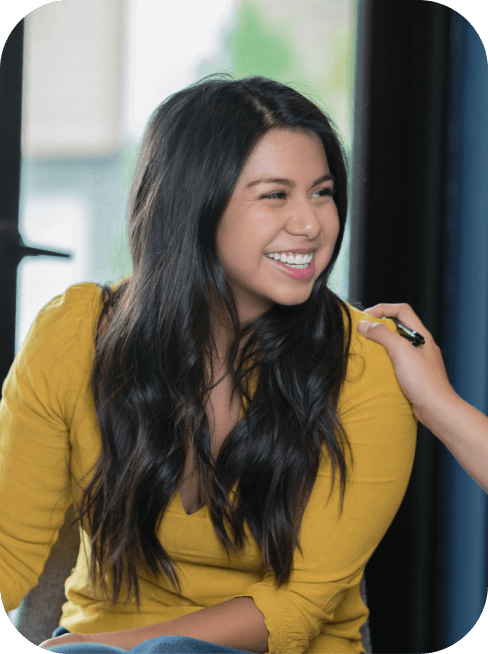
[39,632,89,649]
[39,627,134,652]
[357,303,457,424]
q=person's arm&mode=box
[357,302,488,493]
[40,597,269,652]
[421,392,488,493]
[0,285,107,619]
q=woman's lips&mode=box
[266,256,315,279]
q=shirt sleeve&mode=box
[229,307,417,653]
[0,283,102,613]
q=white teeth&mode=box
[266,252,313,265]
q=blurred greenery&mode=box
[105,141,140,280]
[203,1,294,80]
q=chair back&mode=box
[359,575,373,653]
[17,504,80,646]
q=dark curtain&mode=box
[350,1,488,652]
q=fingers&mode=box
[362,303,427,336]
[357,321,410,359]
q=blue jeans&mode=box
[44,626,254,653]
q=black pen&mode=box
[396,322,425,347]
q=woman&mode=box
[0,76,416,654]
[358,303,488,494]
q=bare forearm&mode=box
[88,597,269,653]
[421,392,488,493]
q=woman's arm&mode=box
[358,302,488,493]
[40,597,269,652]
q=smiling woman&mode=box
[0,76,416,654]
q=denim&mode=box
[45,626,253,653]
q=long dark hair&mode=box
[77,75,353,608]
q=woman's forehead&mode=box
[238,128,329,183]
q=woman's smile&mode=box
[264,251,316,279]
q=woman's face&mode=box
[216,128,340,323]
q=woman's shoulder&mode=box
[39,280,103,316]
[340,301,399,354]
[338,300,410,406]
[18,282,104,369]
[34,281,103,335]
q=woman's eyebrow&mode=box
[245,173,335,189]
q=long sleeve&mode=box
[229,307,417,653]
[0,283,102,613]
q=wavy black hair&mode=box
[77,75,353,608]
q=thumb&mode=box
[357,320,398,350]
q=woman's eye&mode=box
[314,187,335,198]
[261,187,335,201]
[262,191,287,200]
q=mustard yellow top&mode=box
[0,283,416,653]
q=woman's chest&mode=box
[178,377,242,516]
